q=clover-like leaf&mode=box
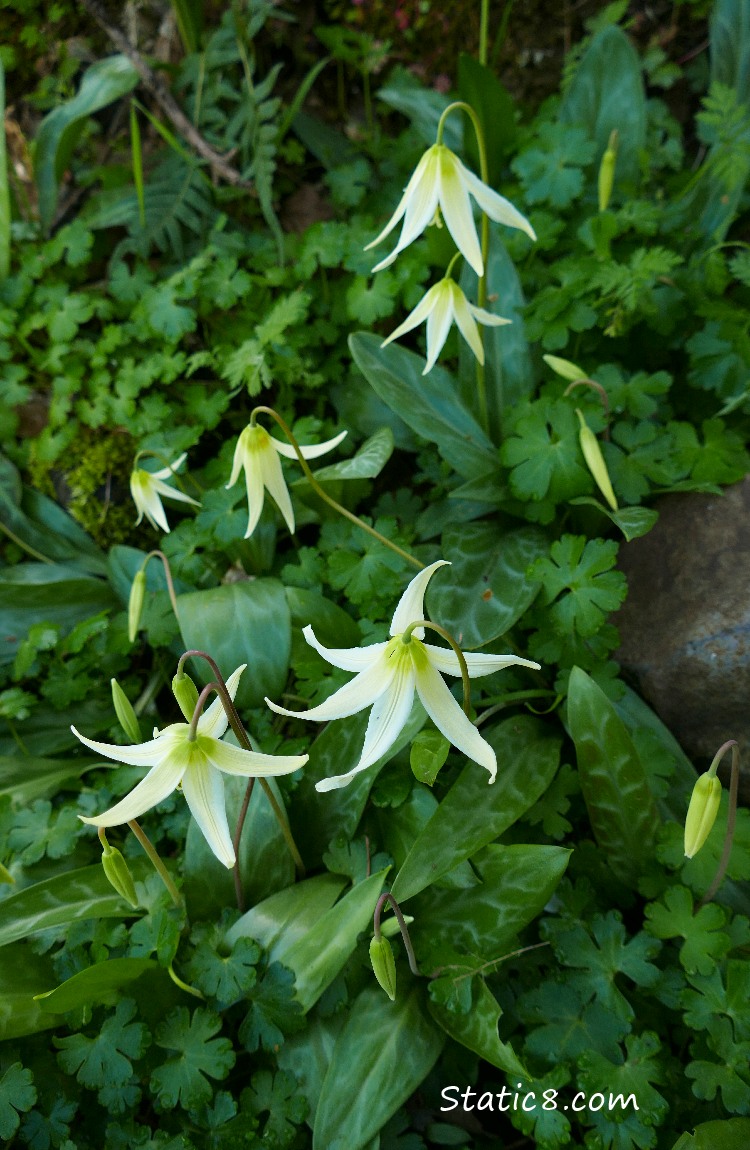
[150,1007,235,1110]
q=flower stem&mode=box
[232,778,255,912]
[127,818,183,907]
[403,618,472,717]
[251,407,423,570]
[142,550,181,623]
[479,0,489,66]
[374,892,419,975]
[699,740,740,908]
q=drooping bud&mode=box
[111,679,142,744]
[100,832,139,908]
[576,409,618,511]
[172,670,200,721]
[369,935,397,1002]
[128,569,146,643]
[543,354,586,383]
[598,129,619,212]
[684,770,722,858]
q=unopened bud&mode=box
[369,935,397,1002]
[111,679,142,743]
[576,409,618,511]
[598,129,619,212]
[543,354,586,383]
[172,671,200,721]
[128,569,146,643]
[101,837,139,908]
[684,771,722,858]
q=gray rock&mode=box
[615,477,750,797]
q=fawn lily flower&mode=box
[130,453,199,534]
[365,144,535,276]
[72,666,308,869]
[266,560,540,791]
[382,276,510,374]
[227,423,347,539]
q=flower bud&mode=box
[576,409,618,512]
[598,129,619,212]
[101,840,139,908]
[369,935,397,1002]
[111,679,142,744]
[128,569,146,643]
[684,771,722,858]
[172,671,200,721]
[543,354,587,383]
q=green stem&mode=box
[479,0,490,66]
[374,892,419,975]
[259,778,305,877]
[402,618,472,717]
[251,407,423,571]
[0,520,54,564]
[233,779,255,912]
[699,741,740,908]
[128,818,183,907]
[142,550,181,623]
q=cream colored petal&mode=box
[450,285,485,365]
[422,644,541,678]
[414,650,497,780]
[197,664,246,740]
[151,453,187,480]
[461,165,537,241]
[266,649,396,722]
[381,284,441,350]
[371,152,441,272]
[242,442,266,539]
[260,442,295,535]
[273,429,348,460]
[390,560,450,639]
[205,737,307,777]
[79,755,186,828]
[72,725,174,767]
[302,625,386,672]
[467,302,512,327]
[149,477,199,508]
[423,285,455,374]
[364,148,435,252]
[438,149,483,276]
[182,757,235,868]
[226,433,248,490]
[140,482,171,533]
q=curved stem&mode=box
[374,892,419,975]
[0,521,54,564]
[699,741,740,908]
[564,378,611,439]
[128,818,183,907]
[251,407,423,571]
[403,618,472,717]
[187,682,220,742]
[143,550,180,622]
[258,779,305,877]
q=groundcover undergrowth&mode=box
[1,1,750,1147]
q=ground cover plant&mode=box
[2,0,750,1147]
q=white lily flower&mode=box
[226,423,347,539]
[365,144,536,276]
[72,666,308,869]
[382,276,511,374]
[266,561,540,792]
[130,453,199,534]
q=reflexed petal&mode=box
[381,285,441,349]
[242,440,266,539]
[274,429,348,460]
[450,285,485,365]
[424,285,455,374]
[132,474,170,533]
[461,166,537,241]
[205,737,307,777]
[71,725,175,767]
[149,477,199,508]
[266,649,397,722]
[422,644,541,678]
[438,149,483,276]
[198,665,246,740]
[260,441,295,535]
[151,453,187,480]
[413,648,497,780]
[182,757,235,868]
[364,148,435,252]
[467,302,512,327]
[303,625,386,672]
[390,560,450,638]
[79,755,186,827]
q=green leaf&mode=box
[376,68,459,149]
[275,869,389,1013]
[578,1032,669,1143]
[349,332,498,480]
[35,55,140,229]
[571,496,659,541]
[224,873,347,956]
[644,886,731,976]
[34,957,158,1014]
[429,979,527,1078]
[0,1062,36,1140]
[239,962,305,1053]
[501,400,592,506]
[567,666,661,885]
[0,861,150,948]
[671,1119,750,1150]
[0,754,103,803]
[0,944,65,1040]
[178,579,291,709]
[150,1006,235,1110]
[410,844,570,958]
[457,55,517,182]
[410,729,450,786]
[426,522,546,648]
[55,998,149,1099]
[687,1018,750,1113]
[559,25,647,184]
[285,587,362,650]
[710,0,750,101]
[304,427,394,483]
[392,716,561,903]
[532,535,626,636]
[520,979,628,1063]
[0,564,116,667]
[313,985,444,1150]
[186,930,259,1006]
